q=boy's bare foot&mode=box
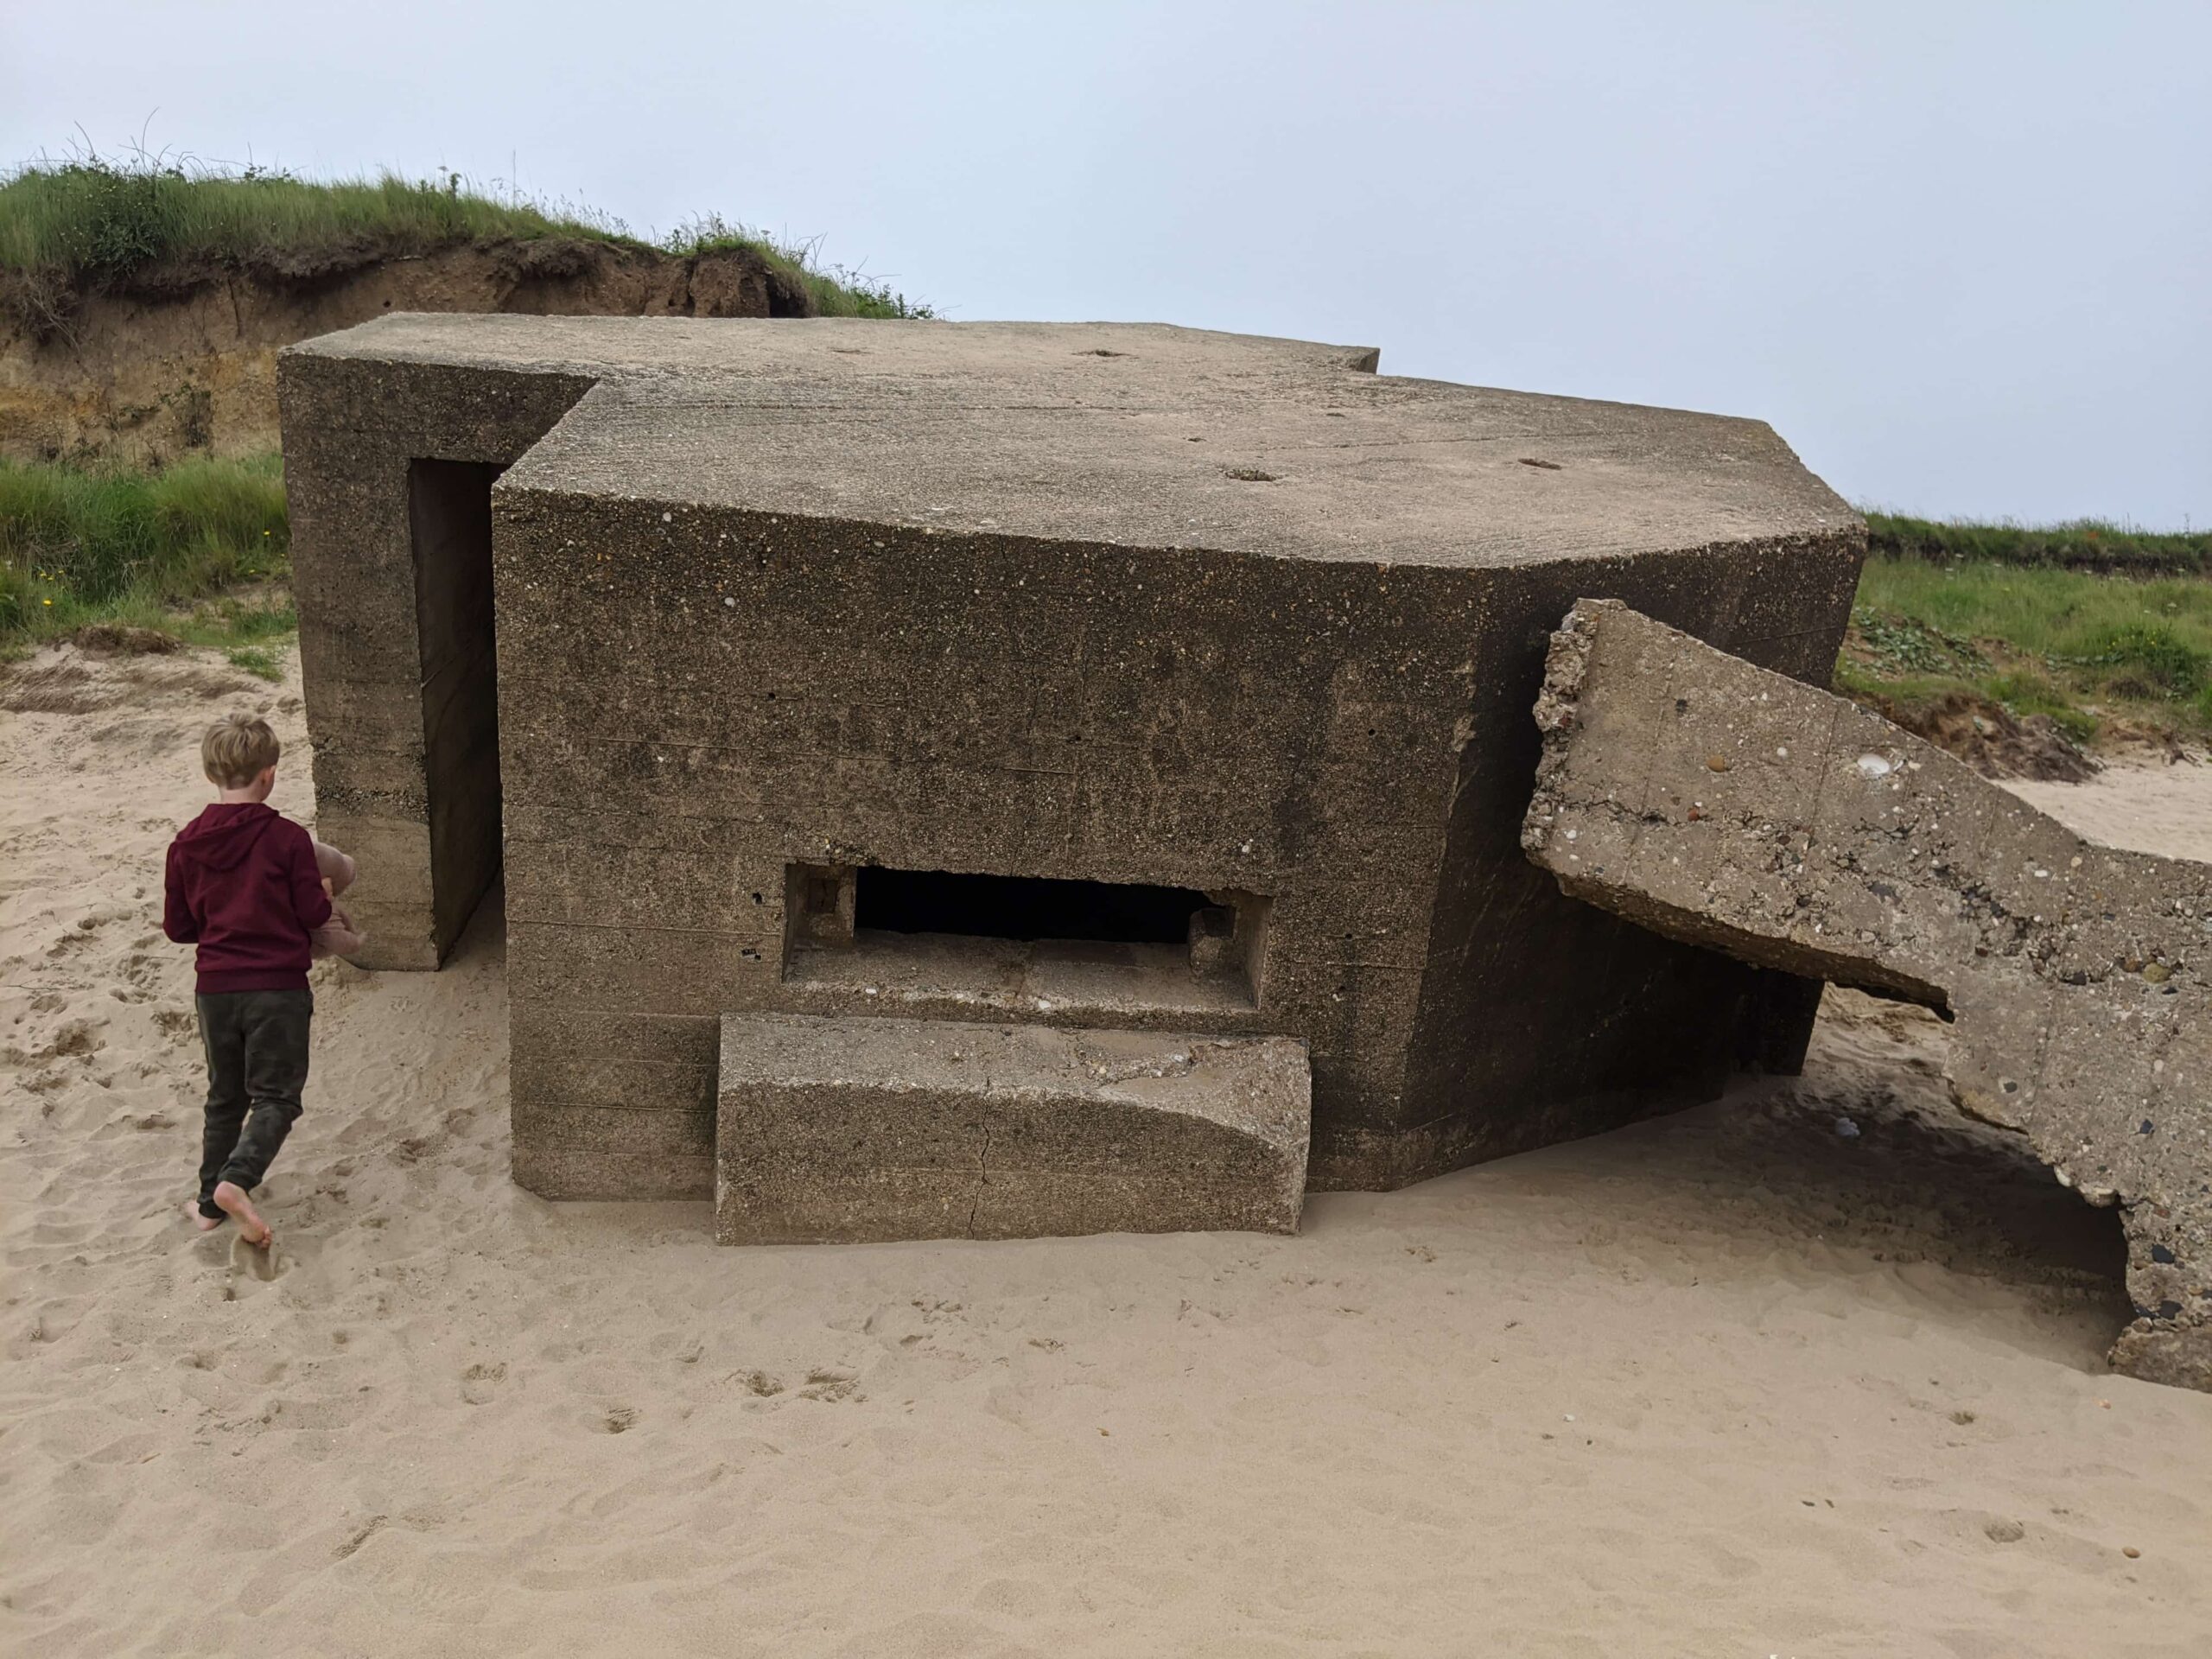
[184,1201,223,1232]
[212,1181,272,1248]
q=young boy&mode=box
[163,714,332,1249]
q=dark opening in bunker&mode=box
[855,868,1208,944]
[407,459,505,954]
[783,862,1269,1014]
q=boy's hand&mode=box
[322,878,335,897]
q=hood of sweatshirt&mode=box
[172,803,280,873]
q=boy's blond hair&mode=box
[202,714,281,789]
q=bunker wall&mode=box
[494,486,1861,1197]
[1389,533,1865,1182]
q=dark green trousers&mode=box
[194,989,312,1219]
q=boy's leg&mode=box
[217,990,312,1200]
[195,995,250,1220]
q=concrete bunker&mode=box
[278,314,1865,1240]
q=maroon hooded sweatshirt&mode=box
[163,804,332,995]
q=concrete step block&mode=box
[715,1013,1311,1243]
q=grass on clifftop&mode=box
[0,155,931,324]
[1866,512,2210,577]
[1840,556,2212,745]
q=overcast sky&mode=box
[5,2,2206,527]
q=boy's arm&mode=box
[162,844,199,944]
[288,830,334,932]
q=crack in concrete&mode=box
[966,1122,993,1240]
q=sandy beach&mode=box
[4,641,2210,1657]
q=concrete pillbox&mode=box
[278,314,1864,1211]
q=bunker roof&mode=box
[287,315,1858,569]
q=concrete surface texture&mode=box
[1522,600,2212,1390]
[278,315,1863,1219]
[715,1014,1312,1243]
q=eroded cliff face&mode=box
[0,238,804,463]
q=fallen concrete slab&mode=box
[1522,599,2212,1391]
[715,1014,1311,1243]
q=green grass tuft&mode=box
[1842,556,2212,741]
[224,644,283,681]
[0,453,290,655]
[659,213,929,321]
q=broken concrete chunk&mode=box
[1523,599,2212,1392]
[715,1013,1312,1243]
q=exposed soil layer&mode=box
[0,238,808,463]
[1856,688,2100,782]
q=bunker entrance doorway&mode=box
[784,863,1271,1014]
[407,459,505,955]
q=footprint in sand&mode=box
[230,1233,284,1282]
[461,1362,506,1405]
[332,1516,387,1560]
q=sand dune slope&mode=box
[3,645,2209,1657]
